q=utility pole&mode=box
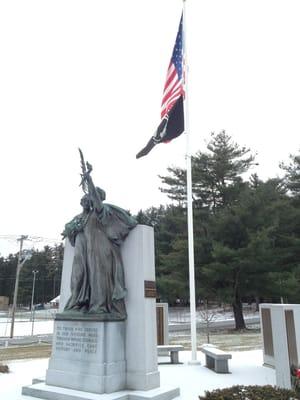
[31,270,39,336]
[10,235,28,338]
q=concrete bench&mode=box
[201,345,231,373]
[157,345,184,364]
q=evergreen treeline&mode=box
[136,131,300,329]
[0,244,64,307]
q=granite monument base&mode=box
[45,319,126,394]
[22,382,180,400]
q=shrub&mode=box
[199,384,300,399]
[0,363,9,373]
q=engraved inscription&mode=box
[55,326,98,354]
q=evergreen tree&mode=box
[136,205,190,302]
[280,151,300,197]
[0,254,18,302]
[159,130,256,211]
[202,177,300,328]
[158,131,257,327]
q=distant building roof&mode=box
[50,295,60,303]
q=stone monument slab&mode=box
[260,303,300,390]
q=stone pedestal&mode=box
[22,225,179,400]
[46,320,125,393]
[123,225,160,390]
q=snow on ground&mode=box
[0,350,275,400]
[168,307,258,323]
[160,350,275,399]
[0,315,274,399]
[0,319,54,337]
[1,358,48,399]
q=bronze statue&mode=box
[61,149,137,321]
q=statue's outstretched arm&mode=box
[84,170,103,213]
[78,150,103,212]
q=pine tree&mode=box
[158,131,257,327]
[280,151,300,197]
[159,130,256,211]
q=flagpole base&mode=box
[187,359,201,365]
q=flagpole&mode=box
[182,0,198,362]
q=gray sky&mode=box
[0,0,299,256]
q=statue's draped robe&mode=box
[63,204,137,320]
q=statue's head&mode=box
[80,194,92,211]
[96,187,106,201]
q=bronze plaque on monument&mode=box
[144,280,157,298]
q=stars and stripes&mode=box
[161,15,184,119]
[136,14,185,159]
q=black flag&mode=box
[136,95,184,159]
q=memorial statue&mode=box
[61,149,137,321]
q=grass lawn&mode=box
[0,344,52,362]
[170,326,262,351]
[0,326,262,362]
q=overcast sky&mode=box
[0,0,299,256]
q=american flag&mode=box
[136,14,185,159]
[161,15,184,119]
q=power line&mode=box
[0,235,62,243]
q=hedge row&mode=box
[199,385,300,399]
[0,363,9,373]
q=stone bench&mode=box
[157,345,184,364]
[201,345,232,373]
